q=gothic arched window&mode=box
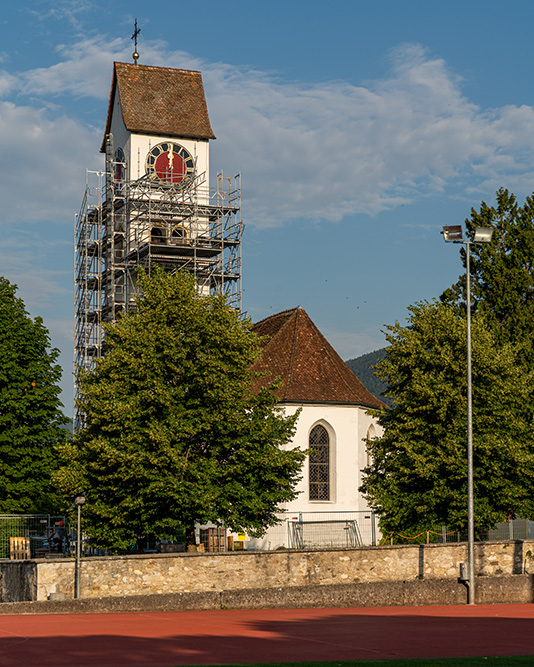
[309,424,330,501]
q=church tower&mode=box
[74,61,243,427]
[101,62,214,188]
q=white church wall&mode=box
[245,402,383,550]
[282,403,381,512]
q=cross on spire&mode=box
[132,19,140,65]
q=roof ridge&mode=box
[252,307,300,329]
[114,61,202,75]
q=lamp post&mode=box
[442,225,493,605]
[74,495,86,599]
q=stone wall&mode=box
[0,561,36,602]
[26,539,534,601]
[3,575,534,613]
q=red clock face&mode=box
[145,142,195,184]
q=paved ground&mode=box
[1,603,534,666]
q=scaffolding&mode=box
[74,135,243,429]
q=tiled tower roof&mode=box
[252,307,384,408]
[101,62,215,151]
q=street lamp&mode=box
[74,495,86,599]
[442,224,493,605]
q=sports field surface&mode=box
[1,603,533,666]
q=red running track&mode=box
[1,604,534,667]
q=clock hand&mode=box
[168,144,174,172]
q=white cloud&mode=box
[202,43,534,226]
[0,70,17,96]
[1,36,534,310]
[4,37,533,230]
[20,38,129,99]
[1,34,533,414]
[36,0,96,25]
[0,101,102,224]
[0,244,71,310]
[13,37,201,101]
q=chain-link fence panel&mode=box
[0,515,67,559]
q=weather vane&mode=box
[132,19,140,65]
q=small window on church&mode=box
[309,424,330,501]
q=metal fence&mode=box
[5,513,532,559]
[0,514,68,559]
[245,511,379,551]
[380,518,534,545]
[246,515,534,551]
[488,518,534,541]
[288,518,362,549]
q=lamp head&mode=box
[472,227,494,243]
[442,225,464,242]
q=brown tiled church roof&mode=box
[251,307,384,409]
[101,62,215,152]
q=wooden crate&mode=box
[10,537,31,560]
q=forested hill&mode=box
[345,348,392,407]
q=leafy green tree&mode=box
[58,269,304,550]
[441,188,534,367]
[0,277,69,513]
[360,300,534,536]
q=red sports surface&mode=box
[1,603,534,666]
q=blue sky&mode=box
[2,0,534,417]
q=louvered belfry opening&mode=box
[309,424,330,501]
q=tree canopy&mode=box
[360,300,534,536]
[58,269,304,550]
[441,188,534,367]
[0,277,69,513]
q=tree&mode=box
[58,269,304,551]
[441,188,534,367]
[360,300,534,536]
[0,277,69,513]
